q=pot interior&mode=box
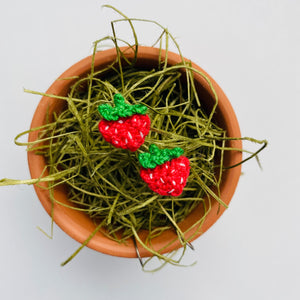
[28,46,242,258]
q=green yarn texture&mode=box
[98,93,147,121]
[139,144,184,169]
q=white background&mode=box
[0,0,299,299]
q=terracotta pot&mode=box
[28,46,242,258]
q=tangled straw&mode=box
[0,5,267,270]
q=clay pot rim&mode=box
[27,46,242,258]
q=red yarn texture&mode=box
[98,114,150,151]
[140,156,190,196]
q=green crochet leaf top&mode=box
[139,144,184,169]
[98,94,147,121]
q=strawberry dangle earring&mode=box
[98,94,151,152]
[138,144,190,196]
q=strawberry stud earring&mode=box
[98,94,151,151]
[138,144,190,196]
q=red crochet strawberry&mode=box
[139,144,190,196]
[98,94,150,151]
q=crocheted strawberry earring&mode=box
[138,144,190,196]
[98,94,151,151]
